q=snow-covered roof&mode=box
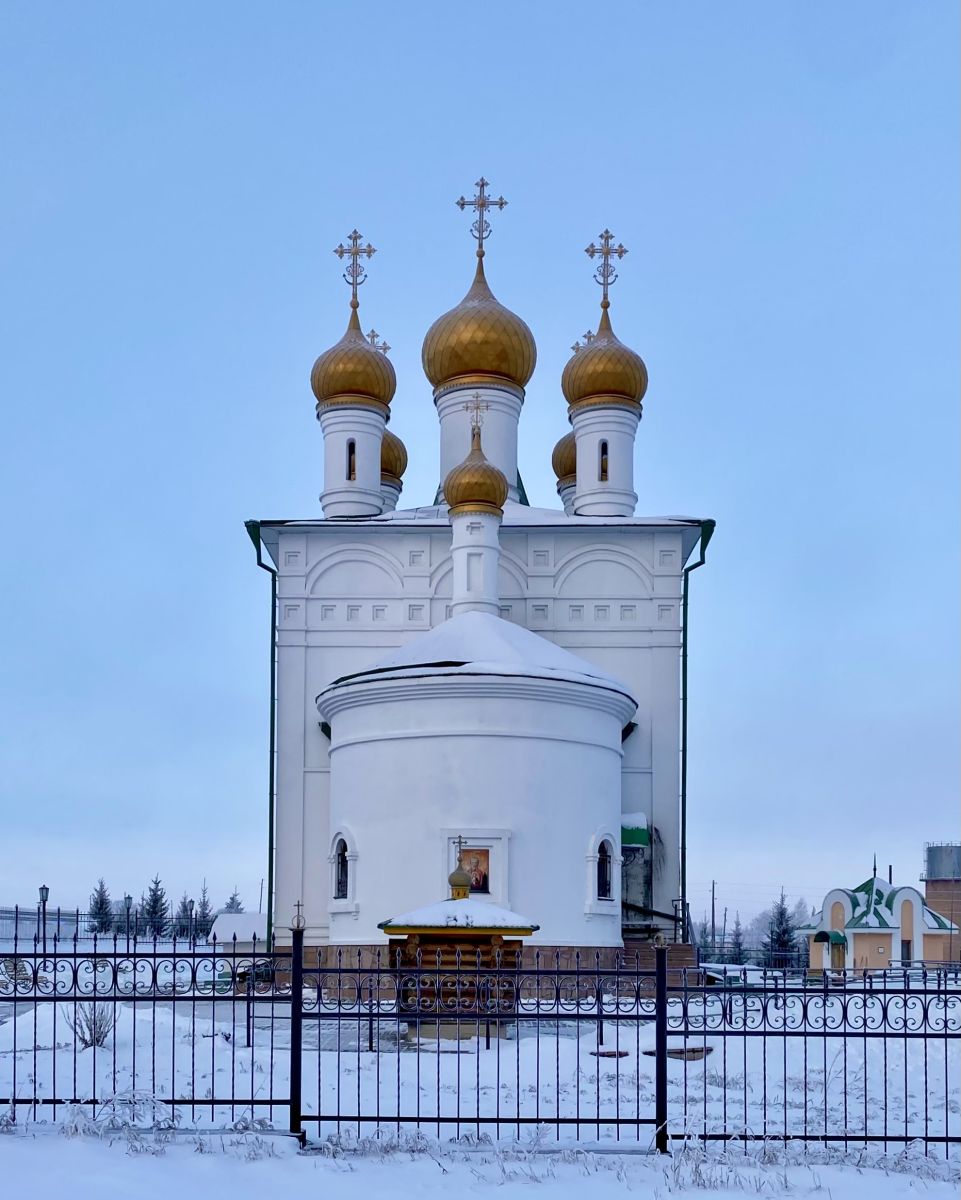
[254,505,709,573]
[802,877,958,934]
[259,500,705,530]
[207,912,269,944]
[379,897,539,933]
[328,610,635,700]
[621,811,648,829]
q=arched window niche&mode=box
[598,440,609,482]
[334,839,349,899]
[586,829,621,916]
[328,829,358,915]
[597,840,613,900]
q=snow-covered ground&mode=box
[0,1129,958,1199]
[1,991,958,1147]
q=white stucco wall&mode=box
[266,512,700,943]
[317,673,631,945]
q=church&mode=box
[246,180,714,953]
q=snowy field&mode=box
[0,1129,959,1200]
[1,989,958,1148]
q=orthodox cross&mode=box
[464,393,490,432]
[585,229,628,305]
[571,329,597,354]
[333,229,376,304]
[454,834,467,866]
[366,329,390,354]
[456,177,507,253]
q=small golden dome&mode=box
[311,302,396,412]
[448,862,471,900]
[551,430,576,483]
[443,425,509,516]
[561,304,647,410]
[381,428,408,483]
[422,254,536,391]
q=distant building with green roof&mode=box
[800,872,958,971]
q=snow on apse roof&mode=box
[330,610,634,697]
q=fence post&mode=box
[289,924,305,1144]
[654,944,669,1154]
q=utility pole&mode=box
[711,880,717,958]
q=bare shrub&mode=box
[66,1002,117,1049]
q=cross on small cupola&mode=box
[449,835,471,900]
[366,329,391,355]
[456,177,508,257]
[585,229,628,307]
[333,229,376,307]
[464,393,490,432]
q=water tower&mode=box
[920,842,961,927]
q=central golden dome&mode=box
[311,302,396,412]
[422,254,536,391]
[561,303,647,410]
[443,425,509,515]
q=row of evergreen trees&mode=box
[695,890,803,967]
[87,877,244,938]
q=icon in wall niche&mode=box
[464,848,489,894]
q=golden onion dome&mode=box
[551,430,576,484]
[311,301,396,412]
[448,861,471,900]
[381,428,408,484]
[561,303,647,410]
[443,425,509,516]
[422,253,536,391]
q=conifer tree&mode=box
[140,875,170,938]
[223,888,244,914]
[728,912,746,964]
[761,889,797,968]
[696,915,711,960]
[195,882,213,937]
[88,878,113,935]
[173,892,193,939]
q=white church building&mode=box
[247,183,713,952]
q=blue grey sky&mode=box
[1,3,957,923]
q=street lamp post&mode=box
[188,898,195,948]
[124,893,132,953]
[38,884,49,958]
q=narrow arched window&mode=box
[334,839,349,899]
[598,440,609,482]
[346,440,357,481]
[597,840,613,900]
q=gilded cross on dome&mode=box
[585,229,628,306]
[366,329,391,355]
[464,393,490,431]
[456,177,507,255]
[571,329,597,354]
[333,229,376,306]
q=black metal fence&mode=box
[1,929,958,1155]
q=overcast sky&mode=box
[1,3,957,923]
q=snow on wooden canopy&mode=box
[378,897,538,934]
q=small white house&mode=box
[207,912,269,952]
